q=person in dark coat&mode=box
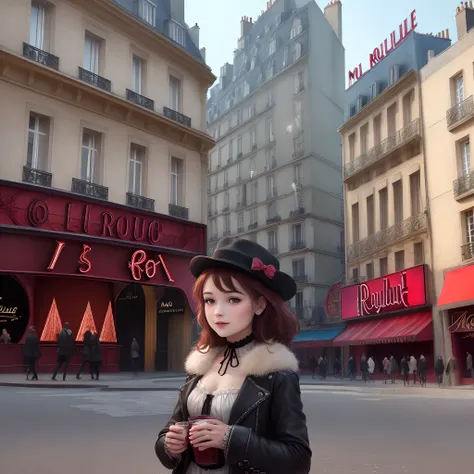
[76,329,92,380]
[435,356,445,386]
[389,356,398,384]
[333,357,342,378]
[90,332,102,380]
[400,356,410,386]
[52,322,75,381]
[348,356,356,380]
[418,355,428,387]
[360,355,369,382]
[131,338,140,375]
[23,326,41,381]
[308,355,317,379]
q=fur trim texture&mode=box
[185,342,299,376]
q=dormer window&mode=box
[370,82,380,100]
[269,38,277,56]
[356,95,364,112]
[168,19,186,47]
[291,18,303,39]
[243,81,250,97]
[388,65,400,86]
[293,42,302,62]
[282,47,288,67]
[251,57,256,70]
[267,61,275,80]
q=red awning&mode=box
[334,312,433,345]
[437,264,474,310]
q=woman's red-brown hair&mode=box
[192,267,299,351]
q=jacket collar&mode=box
[184,342,299,376]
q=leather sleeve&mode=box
[226,372,311,474]
[154,395,183,470]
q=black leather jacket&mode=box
[155,370,311,474]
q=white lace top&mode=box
[186,381,239,474]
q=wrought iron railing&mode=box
[347,213,427,263]
[22,166,52,187]
[169,203,189,220]
[290,207,305,218]
[71,178,109,200]
[461,243,474,261]
[266,215,281,224]
[290,240,306,251]
[223,230,231,237]
[126,89,154,111]
[447,96,474,128]
[248,222,258,230]
[126,192,155,211]
[344,118,421,178]
[23,43,59,70]
[163,106,192,128]
[453,170,474,198]
[78,67,111,92]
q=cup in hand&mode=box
[189,416,221,466]
[175,421,190,445]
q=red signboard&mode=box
[348,9,417,86]
[341,265,427,320]
[0,181,206,253]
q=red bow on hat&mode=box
[251,257,276,279]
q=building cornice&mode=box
[71,0,216,87]
[339,70,418,134]
[0,48,215,156]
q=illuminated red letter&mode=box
[47,241,66,271]
[128,250,147,281]
[78,244,92,274]
[157,254,175,282]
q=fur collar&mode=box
[185,342,299,376]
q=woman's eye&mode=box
[229,298,241,304]
[204,298,215,304]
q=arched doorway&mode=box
[115,284,145,371]
[0,275,29,343]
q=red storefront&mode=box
[0,180,206,373]
[334,265,434,379]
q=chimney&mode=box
[456,1,474,40]
[427,49,435,62]
[189,23,200,48]
[240,16,254,38]
[200,47,206,62]
[170,0,185,25]
[324,0,342,41]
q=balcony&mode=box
[453,170,474,199]
[347,213,427,263]
[126,192,155,211]
[461,242,474,261]
[237,226,244,233]
[290,240,306,251]
[163,106,191,128]
[78,67,111,92]
[71,178,109,200]
[270,159,278,170]
[126,89,154,111]
[23,43,59,70]
[22,166,52,187]
[293,274,308,284]
[223,230,231,237]
[266,215,281,224]
[169,203,189,220]
[290,207,305,218]
[344,118,421,180]
[447,96,474,131]
[248,222,258,230]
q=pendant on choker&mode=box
[218,333,255,376]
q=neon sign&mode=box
[348,10,417,86]
[128,250,175,282]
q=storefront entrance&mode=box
[449,307,474,383]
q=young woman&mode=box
[155,237,312,474]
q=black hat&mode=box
[189,237,297,301]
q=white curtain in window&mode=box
[129,146,143,195]
[30,3,45,49]
[132,56,143,94]
[84,36,100,74]
[27,113,49,169]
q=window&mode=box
[139,0,156,26]
[356,95,364,112]
[388,65,400,86]
[366,262,374,280]
[373,114,382,146]
[414,242,424,265]
[293,163,302,187]
[379,187,388,229]
[27,112,50,170]
[129,144,145,195]
[387,103,397,137]
[410,171,421,216]
[81,129,101,183]
[267,201,277,218]
[402,89,414,126]
[282,47,288,67]
[267,175,276,198]
[243,82,250,97]
[132,55,144,94]
[291,19,303,39]
[294,292,304,311]
[169,76,181,111]
[169,19,186,47]
[395,250,405,271]
[366,194,374,235]
[217,147,223,167]
[466,210,474,246]
[224,170,229,186]
[295,70,304,94]
[268,90,273,107]
[224,191,230,208]
[461,140,471,176]
[360,123,369,154]
[267,118,274,142]
[250,208,258,225]
[236,161,241,180]
[379,257,388,276]
[352,267,359,281]
[249,156,256,176]
[238,212,244,231]
[370,82,379,100]
[351,203,359,242]
[393,180,403,223]
[250,181,258,203]
[84,33,100,74]
[224,214,231,233]
[30,1,46,50]
[267,61,275,80]
[250,57,256,70]
[292,223,303,244]
[269,38,276,56]
[237,109,242,125]
[294,101,302,133]
[292,259,305,277]
[348,133,356,161]
[293,43,302,62]
[212,195,217,214]
[170,157,183,206]
[268,230,277,252]
[247,104,255,119]
[456,75,464,104]
[228,139,233,159]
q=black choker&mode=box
[218,333,255,376]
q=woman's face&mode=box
[203,275,266,343]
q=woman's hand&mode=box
[189,419,229,451]
[165,424,188,456]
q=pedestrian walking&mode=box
[360,355,368,382]
[76,329,92,380]
[435,356,444,386]
[389,356,398,384]
[131,337,140,374]
[368,356,376,382]
[319,356,327,380]
[382,357,390,383]
[348,356,356,381]
[409,355,418,385]
[466,352,473,385]
[23,326,40,380]
[155,237,311,474]
[52,322,75,381]
[90,332,102,380]
[418,354,427,387]
[401,356,409,386]
[333,357,342,378]
[445,355,456,386]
